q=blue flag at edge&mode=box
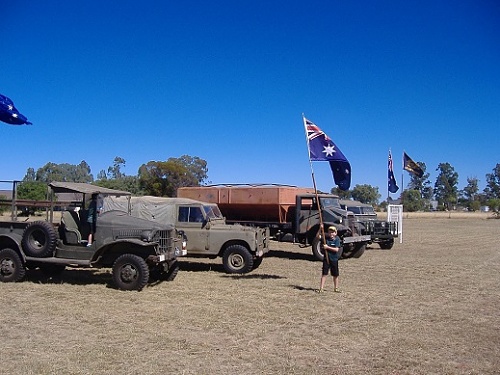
[0,94,32,125]
[304,118,351,191]
[388,150,399,193]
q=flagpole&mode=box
[302,114,328,255]
[387,148,390,202]
[401,151,405,206]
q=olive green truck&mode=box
[0,182,187,290]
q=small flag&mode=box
[388,150,399,193]
[0,94,32,125]
[304,117,351,190]
[403,152,423,178]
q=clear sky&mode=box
[1,1,499,198]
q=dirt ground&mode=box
[1,215,499,374]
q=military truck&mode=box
[0,181,187,291]
[103,195,270,274]
[177,185,371,260]
[339,199,398,249]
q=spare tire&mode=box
[21,221,58,258]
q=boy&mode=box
[316,226,342,293]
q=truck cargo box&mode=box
[177,185,314,224]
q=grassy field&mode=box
[1,214,499,374]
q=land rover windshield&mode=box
[203,204,224,220]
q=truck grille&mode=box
[153,230,173,254]
[113,229,173,254]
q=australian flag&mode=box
[304,118,351,191]
[388,150,399,193]
[403,152,424,178]
[0,94,32,125]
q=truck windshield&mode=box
[362,206,376,214]
[319,197,341,209]
[203,205,224,220]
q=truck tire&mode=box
[165,261,179,281]
[21,221,58,258]
[311,237,325,261]
[252,257,263,270]
[313,237,344,261]
[0,248,26,282]
[222,245,253,274]
[379,239,394,250]
[112,254,150,291]
[351,243,366,258]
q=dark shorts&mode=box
[322,258,339,277]
[88,220,96,234]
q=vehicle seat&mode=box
[61,211,82,245]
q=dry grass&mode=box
[1,215,499,374]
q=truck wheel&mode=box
[165,261,179,281]
[112,254,150,291]
[0,248,26,282]
[351,244,366,258]
[21,221,58,258]
[252,257,263,270]
[311,237,324,261]
[223,245,253,274]
[379,239,394,250]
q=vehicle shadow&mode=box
[220,273,285,280]
[24,268,110,287]
[267,249,318,262]
[179,260,225,273]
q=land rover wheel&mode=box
[21,221,57,258]
[222,245,253,274]
[379,239,394,250]
[112,254,150,291]
[0,248,26,282]
[252,257,263,270]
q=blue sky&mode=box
[1,1,499,198]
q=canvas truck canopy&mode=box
[48,182,131,197]
[103,196,223,224]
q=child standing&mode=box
[316,226,342,293]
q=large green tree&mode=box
[434,162,459,210]
[17,181,48,201]
[401,189,426,212]
[34,161,93,183]
[484,163,500,199]
[350,184,380,205]
[107,156,126,180]
[459,177,480,211]
[138,155,208,197]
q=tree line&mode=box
[332,162,500,213]
[6,156,500,214]
[12,155,209,202]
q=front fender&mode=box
[91,238,157,264]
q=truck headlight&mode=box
[141,230,154,242]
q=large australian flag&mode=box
[304,118,351,191]
[0,94,32,125]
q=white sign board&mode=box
[388,204,403,243]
